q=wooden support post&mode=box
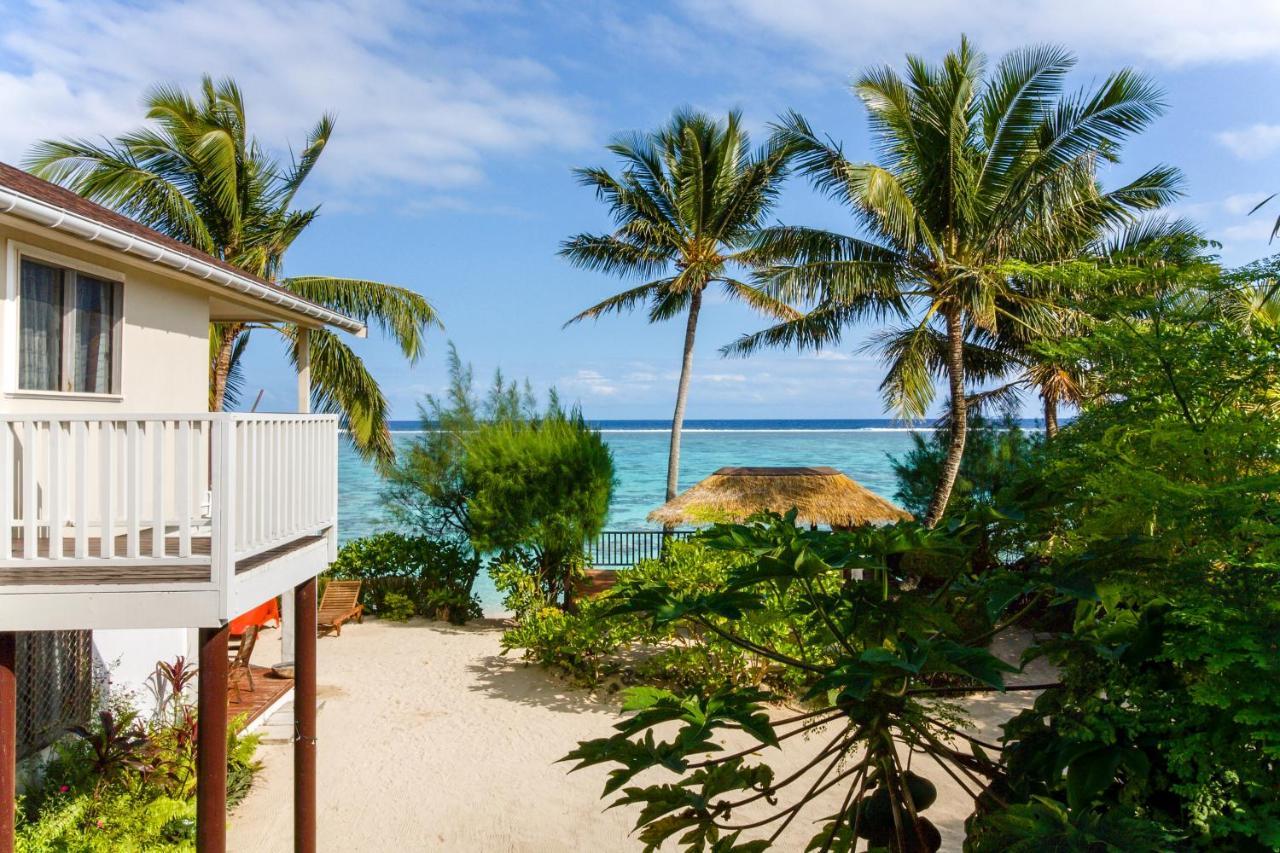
[294,577,317,853]
[196,625,229,853]
[0,633,15,853]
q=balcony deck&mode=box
[0,413,338,630]
[0,532,328,585]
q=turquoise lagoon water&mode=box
[336,420,928,614]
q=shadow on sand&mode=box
[465,653,619,715]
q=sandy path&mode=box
[229,619,1043,852]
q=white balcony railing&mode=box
[0,413,338,575]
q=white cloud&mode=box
[0,0,592,196]
[560,369,618,397]
[1221,192,1271,216]
[678,0,1280,68]
[1216,124,1280,161]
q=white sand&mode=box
[229,620,1045,853]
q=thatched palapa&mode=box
[648,466,912,528]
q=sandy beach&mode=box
[229,619,1046,853]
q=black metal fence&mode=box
[588,530,695,567]
[17,630,95,759]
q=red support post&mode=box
[294,577,317,853]
[0,633,15,853]
[196,625,229,853]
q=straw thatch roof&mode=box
[647,466,912,528]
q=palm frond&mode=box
[283,277,440,362]
[293,327,395,467]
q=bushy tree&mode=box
[383,343,538,541]
[467,406,615,606]
[981,264,1280,849]
[384,346,614,606]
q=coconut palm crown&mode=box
[26,76,439,466]
[729,38,1182,524]
[561,109,800,503]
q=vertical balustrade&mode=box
[0,414,337,571]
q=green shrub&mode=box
[465,408,614,607]
[498,539,816,694]
[328,532,481,624]
[379,591,416,622]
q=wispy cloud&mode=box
[0,0,592,196]
[560,369,619,397]
[1216,124,1280,161]
[678,0,1280,69]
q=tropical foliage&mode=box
[27,75,439,465]
[562,509,1067,853]
[17,662,260,851]
[328,532,483,624]
[561,110,801,503]
[728,38,1181,524]
[559,247,1280,849]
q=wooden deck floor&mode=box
[229,664,294,726]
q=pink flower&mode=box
[58,785,69,793]
[96,820,104,829]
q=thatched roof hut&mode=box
[647,466,912,528]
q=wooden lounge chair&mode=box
[318,580,363,636]
[228,624,259,702]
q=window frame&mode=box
[6,242,125,400]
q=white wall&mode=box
[0,225,209,416]
[92,628,193,716]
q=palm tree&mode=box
[26,76,439,466]
[561,109,799,502]
[729,39,1181,524]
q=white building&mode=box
[0,161,363,852]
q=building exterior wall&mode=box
[0,225,209,416]
[93,628,193,717]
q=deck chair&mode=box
[318,580,364,637]
[228,624,259,702]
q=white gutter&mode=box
[0,185,367,336]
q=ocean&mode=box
[336,419,946,613]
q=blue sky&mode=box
[2,0,1278,420]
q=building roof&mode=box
[0,161,365,335]
[648,465,913,527]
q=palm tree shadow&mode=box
[466,654,619,716]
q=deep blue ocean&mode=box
[336,419,1038,613]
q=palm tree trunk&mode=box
[666,288,703,503]
[1043,395,1059,439]
[924,309,967,528]
[209,324,243,412]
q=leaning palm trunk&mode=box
[729,40,1179,529]
[666,288,703,502]
[1043,396,1059,439]
[209,323,245,412]
[924,310,968,527]
[561,109,801,514]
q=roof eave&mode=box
[0,185,367,336]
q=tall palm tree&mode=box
[26,76,439,466]
[729,39,1181,525]
[561,109,799,502]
